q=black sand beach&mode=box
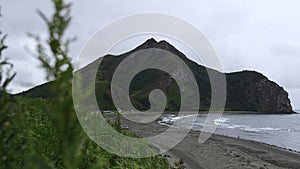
[121,116,300,169]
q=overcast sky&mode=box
[1,0,300,109]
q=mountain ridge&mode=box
[16,38,295,114]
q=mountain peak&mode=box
[146,38,158,44]
[133,38,186,59]
[137,38,158,48]
[137,38,177,49]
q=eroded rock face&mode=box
[226,71,294,114]
[246,78,293,113]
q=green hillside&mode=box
[17,39,295,114]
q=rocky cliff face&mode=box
[246,77,293,113]
[226,71,293,113]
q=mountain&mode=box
[17,38,294,114]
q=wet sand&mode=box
[121,117,300,169]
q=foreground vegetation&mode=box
[1,98,171,169]
[0,0,173,168]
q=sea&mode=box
[158,111,300,152]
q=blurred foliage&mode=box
[0,11,17,169]
[0,1,171,169]
[29,0,74,81]
[1,98,171,169]
[29,0,82,168]
[0,33,16,93]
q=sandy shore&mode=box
[120,117,300,169]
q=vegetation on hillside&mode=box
[20,38,294,114]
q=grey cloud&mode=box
[270,42,300,58]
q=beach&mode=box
[121,116,300,169]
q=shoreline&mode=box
[205,132,300,154]
[166,132,300,169]
[166,110,299,115]
[121,116,300,169]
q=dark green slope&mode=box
[16,39,294,114]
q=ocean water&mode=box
[159,113,300,152]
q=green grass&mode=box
[0,98,171,169]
